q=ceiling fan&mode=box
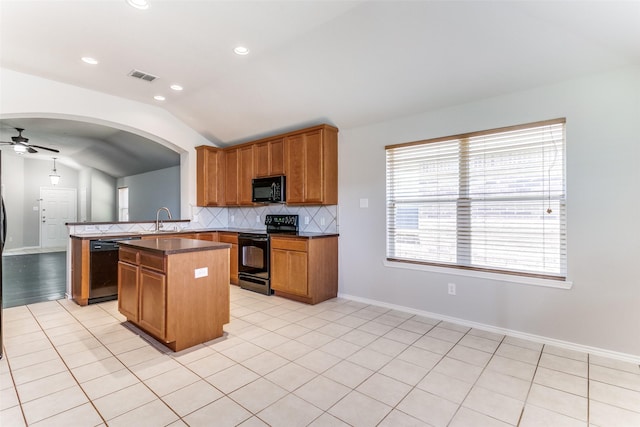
[0,128,60,154]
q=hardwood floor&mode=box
[1,251,66,308]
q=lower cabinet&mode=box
[117,242,230,351]
[117,258,139,320]
[219,232,239,285]
[138,268,167,339]
[270,235,338,304]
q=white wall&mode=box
[0,68,213,218]
[338,65,640,357]
[117,166,180,221]
[90,169,117,222]
[1,152,25,250]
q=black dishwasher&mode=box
[89,237,141,304]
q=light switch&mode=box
[359,198,369,208]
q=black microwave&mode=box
[252,176,286,203]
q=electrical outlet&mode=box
[193,214,199,222]
[320,217,326,226]
[194,267,208,278]
[448,283,456,295]
[230,215,235,223]
[256,215,260,223]
[305,216,310,225]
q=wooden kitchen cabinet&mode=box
[224,148,239,206]
[254,137,285,177]
[238,144,255,205]
[138,267,167,339]
[270,235,338,304]
[285,125,338,205]
[196,146,225,206]
[223,145,255,206]
[117,249,139,320]
[195,232,218,241]
[118,238,231,352]
[195,124,337,207]
[219,232,239,285]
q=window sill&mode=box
[383,260,573,290]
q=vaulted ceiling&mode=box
[1,1,638,176]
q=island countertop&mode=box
[119,238,231,255]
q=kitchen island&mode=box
[117,238,231,352]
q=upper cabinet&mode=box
[238,145,255,205]
[196,146,225,207]
[285,125,338,205]
[254,137,285,178]
[224,147,239,206]
[196,124,338,207]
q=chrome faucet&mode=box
[155,207,173,231]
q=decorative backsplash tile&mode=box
[194,205,339,233]
[68,205,338,235]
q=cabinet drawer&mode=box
[119,247,139,264]
[219,233,238,244]
[271,237,307,252]
[140,252,166,272]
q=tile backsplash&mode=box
[68,205,338,235]
[192,205,339,233]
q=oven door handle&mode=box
[239,236,269,242]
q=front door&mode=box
[40,187,77,248]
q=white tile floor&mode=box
[1,285,639,426]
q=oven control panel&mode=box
[265,214,299,233]
[265,215,298,227]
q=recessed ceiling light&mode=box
[81,57,99,65]
[234,46,249,55]
[170,84,183,91]
[154,95,166,101]
[126,0,149,10]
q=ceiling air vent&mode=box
[128,69,158,82]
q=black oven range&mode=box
[238,214,299,295]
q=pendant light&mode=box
[49,157,60,185]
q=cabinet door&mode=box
[239,145,255,205]
[138,268,167,340]
[219,233,239,285]
[269,138,285,176]
[285,130,325,204]
[255,138,285,178]
[254,142,270,178]
[302,130,324,203]
[118,261,139,321]
[224,148,239,206]
[196,146,224,206]
[285,134,306,204]
[271,248,308,296]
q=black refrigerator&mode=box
[1,151,5,359]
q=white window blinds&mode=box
[386,119,566,280]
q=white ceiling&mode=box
[1,1,639,174]
[0,119,180,177]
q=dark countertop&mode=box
[119,238,231,255]
[71,228,338,240]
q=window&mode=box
[118,187,129,221]
[386,118,566,280]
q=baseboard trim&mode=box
[338,292,640,365]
